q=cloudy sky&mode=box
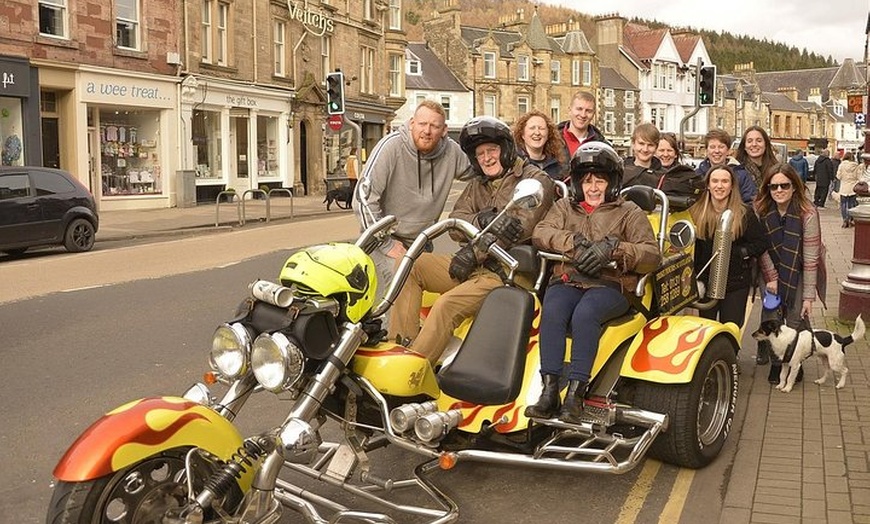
[539,0,867,64]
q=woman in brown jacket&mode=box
[525,142,661,423]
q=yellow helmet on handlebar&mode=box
[279,243,377,323]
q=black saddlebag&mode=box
[438,286,534,405]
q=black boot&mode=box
[755,340,770,365]
[524,374,561,419]
[558,380,588,423]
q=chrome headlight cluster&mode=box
[251,332,305,392]
[209,323,252,379]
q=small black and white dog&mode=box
[751,314,865,392]
[323,185,353,211]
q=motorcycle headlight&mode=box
[209,323,251,379]
[251,332,305,392]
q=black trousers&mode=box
[699,286,751,328]
[813,184,829,206]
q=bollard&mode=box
[839,203,870,320]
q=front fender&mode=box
[53,397,245,482]
[621,316,739,383]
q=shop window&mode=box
[39,0,68,39]
[0,98,25,166]
[257,116,279,178]
[99,109,162,195]
[193,109,221,179]
[116,0,141,50]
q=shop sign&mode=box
[79,72,176,108]
[287,1,334,35]
[349,111,386,124]
[0,59,31,97]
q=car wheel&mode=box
[64,218,96,252]
[3,248,28,257]
[632,336,737,468]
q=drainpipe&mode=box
[292,32,307,91]
[252,0,258,81]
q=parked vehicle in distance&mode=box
[0,166,99,256]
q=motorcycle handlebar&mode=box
[369,218,519,319]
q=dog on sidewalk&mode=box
[751,314,865,392]
[323,185,353,211]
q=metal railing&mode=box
[214,191,241,227]
[215,188,296,227]
[268,188,294,219]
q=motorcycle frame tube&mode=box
[250,322,367,493]
[53,397,246,483]
[212,372,260,421]
[619,320,740,383]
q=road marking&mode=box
[658,468,694,523]
[615,459,660,524]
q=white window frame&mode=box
[216,2,228,65]
[39,0,69,39]
[360,46,375,94]
[363,0,375,21]
[517,55,530,82]
[604,89,615,108]
[321,36,331,78]
[571,59,580,86]
[483,52,496,79]
[406,58,421,75]
[582,60,591,86]
[273,20,286,77]
[667,64,676,91]
[623,113,635,135]
[389,53,403,96]
[388,0,401,30]
[440,95,452,121]
[115,0,141,50]
[603,111,615,134]
[550,61,560,84]
[550,97,560,122]
[517,95,530,115]
[483,94,497,117]
[624,91,635,109]
[201,0,213,63]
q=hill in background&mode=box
[404,0,837,72]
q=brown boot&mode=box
[524,374,561,419]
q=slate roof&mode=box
[763,91,809,112]
[405,43,469,92]
[524,9,553,52]
[718,75,761,99]
[460,23,592,58]
[756,62,868,102]
[600,66,637,90]
[558,30,595,54]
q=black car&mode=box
[0,166,99,255]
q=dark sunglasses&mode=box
[768,182,792,191]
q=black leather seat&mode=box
[438,286,534,406]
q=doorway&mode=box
[41,118,60,169]
[299,120,308,195]
[229,115,250,192]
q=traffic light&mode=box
[698,65,717,107]
[326,71,345,115]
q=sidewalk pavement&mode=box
[95,190,870,523]
[96,193,345,243]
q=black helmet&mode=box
[459,116,517,177]
[570,141,623,202]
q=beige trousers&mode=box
[389,252,503,364]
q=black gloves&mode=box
[489,215,524,244]
[572,234,592,265]
[449,244,478,282]
[476,208,498,229]
[574,236,619,277]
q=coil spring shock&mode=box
[202,438,267,499]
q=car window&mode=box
[33,171,76,196]
[0,173,30,200]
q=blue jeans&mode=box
[841,194,858,221]
[539,284,629,382]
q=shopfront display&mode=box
[99,110,162,195]
[0,97,24,166]
[0,55,39,167]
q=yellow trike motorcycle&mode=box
[48,181,739,523]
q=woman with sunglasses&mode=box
[689,165,768,343]
[755,163,826,382]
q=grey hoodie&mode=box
[353,120,469,241]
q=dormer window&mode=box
[407,59,420,75]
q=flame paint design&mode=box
[630,318,710,374]
[54,397,212,480]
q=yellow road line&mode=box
[615,459,661,524]
[658,468,695,523]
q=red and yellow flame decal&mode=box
[622,317,734,383]
[54,397,244,482]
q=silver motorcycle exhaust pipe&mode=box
[390,401,438,434]
[414,409,462,443]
